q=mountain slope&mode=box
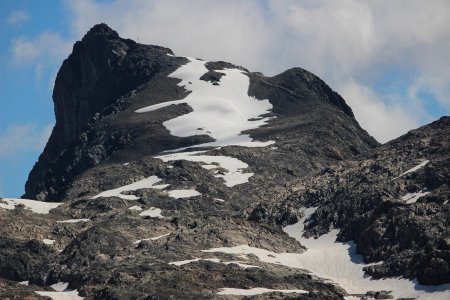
[0,24,448,299]
[24,23,376,202]
[273,117,450,285]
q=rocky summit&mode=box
[1,23,449,299]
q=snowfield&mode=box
[136,57,274,148]
[134,57,276,190]
[0,198,62,214]
[203,208,450,299]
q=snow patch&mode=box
[139,207,164,218]
[217,288,308,296]
[50,282,69,292]
[136,57,274,148]
[128,205,143,211]
[169,257,259,269]
[169,258,202,266]
[134,233,170,244]
[402,191,430,204]
[92,176,169,200]
[0,198,62,214]
[167,189,201,198]
[157,151,253,187]
[36,282,83,300]
[393,160,429,180]
[56,219,90,224]
[213,198,225,202]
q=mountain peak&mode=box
[83,23,120,41]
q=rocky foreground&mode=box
[0,24,449,299]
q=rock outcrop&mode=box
[25,23,187,201]
[264,116,450,285]
[24,23,376,202]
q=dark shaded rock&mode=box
[25,23,187,201]
[0,237,56,282]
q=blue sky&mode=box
[1,0,449,198]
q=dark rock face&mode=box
[25,23,187,201]
[0,237,56,282]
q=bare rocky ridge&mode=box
[260,116,450,285]
[1,23,448,299]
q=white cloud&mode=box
[0,124,53,159]
[67,0,273,72]
[338,81,419,143]
[7,10,29,25]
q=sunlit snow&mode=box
[167,189,201,198]
[35,282,83,300]
[128,205,143,211]
[139,207,164,218]
[203,208,450,299]
[157,151,253,187]
[92,176,169,200]
[56,219,90,224]
[401,191,430,204]
[43,239,55,245]
[134,233,170,244]
[169,257,258,269]
[393,160,430,180]
[0,198,62,214]
[50,282,69,292]
[136,57,274,148]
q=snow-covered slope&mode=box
[136,57,274,148]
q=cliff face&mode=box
[53,23,179,149]
[25,24,186,200]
